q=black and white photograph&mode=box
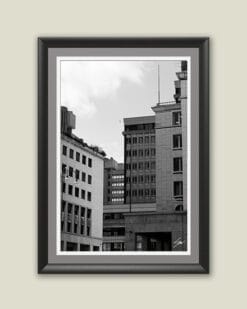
[59,57,189,253]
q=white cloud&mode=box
[61,61,147,118]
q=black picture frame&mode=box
[38,37,209,274]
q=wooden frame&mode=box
[38,37,209,274]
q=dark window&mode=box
[87,192,92,201]
[74,205,79,215]
[151,148,156,156]
[62,182,66,193]
[81,172,86,182]
[61,200,66,212]
[132,163,137,170]
[132,149,137,156]
[138,149,143,157]
[62,164,67,175]
[173,134,182,148]
[75,169,80,180]
[87,226,91,236]
[175,205,183,211]
[145,189,149,196]
[144,161,149,169]
[174,181,183,197]
[151,175,156,183]
[75,187,79,197]
[68,185,73,195]
[172,111,182,126]
[132,176,137,183]
[81,189,85,199]
[151,189,156,196]
[138,175,144,183]
[139,136,143,143]
[80,225,84,235]
[88,158,92,167]
[132,190,137,197]
[151,161,156,170]
[69,149,74,159]
[88,175,92,184]
[62,145,67,156]
[82,155,86,164]
[145,149,149,156]
[151,136,155,143]
[144,136,149,143]
[67,203,72,214]
[74,224,78,233]
[69,166,73,177]
[145,175,149,183]
[138,162,143,169]
[173,157,183,172]
[133,137,137,144]
[67,222,71,233]
[76,152,80,162]
[138,189,143,196]
[81,207,85,217]
[87,209,92,219]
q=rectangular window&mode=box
[151,189,156,196]
[75,187,79,197]
[67,222,71,233]
[144,161,149,169]
[145,149,149,156]
[76,152,80,162]
[81,172,86,182]
[62,145,67,156]
[132,163,137,170]
[74,205,79,215]
[62,182,66,193]
[68,185,73,195]
[87,208,92,219]
[132,190,137,197]
[88,174,92,184]
[67,203,72,214]
[151,148,156,156]
[132,137,137,144]
[74,223,78,234]
[151,135,155,143]
[144,136,149,143]
[88,158,92,167]
[69,148,74,159]
[81,189,85,199]
[174,181,183,197]
[173,157,183,172]
[81,207,85,217]
[69,166,73,177]
[82,155,86,164]
[87,226,91,236]
[139,149,143,157]
[75,169,80,180]
[151,175,156,183]
[132,176,137,183]
[138,162,143,169]
[138,189,143,197]
[62,164,67,175]
[173,134,182,149]
[138,175,144,183]
[132,149,137,156]
[87,191,92,201]
[172,111,182,126]
[80,225,84,235]
[138,136,143,143]
[145,189,149,196]
[145,175,150,183]
[151,161,156,169]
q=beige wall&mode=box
[0,0,246,308]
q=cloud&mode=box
[61,61,147,118]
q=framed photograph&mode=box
[38,37,209,273]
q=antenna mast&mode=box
[158,64,161,103]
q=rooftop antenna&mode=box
[158,64,161,103]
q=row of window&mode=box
[103,227,125,237]
[111,182,124,187]
[103,213,125,220]
[112,190,124,195]
[126,188,156,197]
[111,198,124,202]
[111,175,124,180]
[62,183,92,201]
[62,145,92,167]
[126,148,156,157]
[62,164,92,184]
[126,135,155,145]
[126,161,156,170]
[126,174,156,184]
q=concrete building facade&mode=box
[61,107,105,251]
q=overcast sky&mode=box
[61,60,181,162]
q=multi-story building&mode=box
[60,106,106,251]
[123,116,156,206]
[103,158,124,205]
[124,61,188,251]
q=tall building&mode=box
[123,116,156,206]
[61,106,106,251]
[103,158,124,205]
